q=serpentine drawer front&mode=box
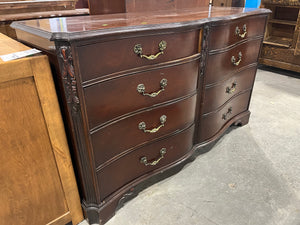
[91,95,196,167]
[77,30,199,81]
[97,125,194,200]
[203,65,257,113]
[84,59,199,128]
[11,6,270,224]
[208,15,267,50]
[205,38,262,85]
[199,91,252,142]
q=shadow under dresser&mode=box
[11,5,270,224]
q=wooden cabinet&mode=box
[11,5,270,224]
[0,0,88,39]
[0,34,83,225]
[88,0,210,15]
[212,0,244,7]
[197,14,267,143]
[259,0,300,72]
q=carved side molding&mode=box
[58,45,80,113]
[56,43,99,206]
[200,25,210,77]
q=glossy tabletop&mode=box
[11,6,270,41]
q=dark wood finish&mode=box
[0,34,83,225]
[205,38,262,85]
[262,0,300,6]
[11,7,270,40]
[231,0,245,7]
[92,95,196,168]
[125,0,210,13]
[213,0,232,7]
[203,65,257,113]
[11,6,270,224]
[89,0,125,15]
[76,0,89,8]
[209,16,266,50]
[77,30,200,81]
[84,58,199,128]
[260,1,300,73]
[212,0,244,7]
[199,91,251,142]
[97,125,194,200]
[88,0,210,15]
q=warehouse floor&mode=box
[81,66,300,225]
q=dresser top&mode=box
[11,6,270,41]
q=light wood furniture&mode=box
[259,0,300,72]
[12,5,270,224]
[0,33,83,225]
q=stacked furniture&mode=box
[11,5,270,224]
[212,0,245,7]
[260,0,300,72]
[0,0,89,39]
[87,0,210,15]
[0,33,83,225]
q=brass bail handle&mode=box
[137,78,168,97]
[140,148,167,166]
[235,24,247,38]
[231,52,242,66]
[222,107,232,120]
[138,115,167,133]
[134,40,167,60]
[226,82,237,94]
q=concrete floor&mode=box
[81,67,300,225]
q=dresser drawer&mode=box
[96,125,194,200]
[77,30,199,82]
[91,95,196,167]
[208,15,267,50]
[205,38,262,85]
[199,91,251,142]
[203,66,256,113]
[84,59,199,129]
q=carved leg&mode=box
[233,111,250,127]
[82,202,101,224]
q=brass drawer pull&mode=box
[222,107,232,120]
[226,82,237,94]
[231,52,242,66]
[140,148,166,166]
[137,78,167,97]
[235,24,247,38]
[134,40,167,60]
[138,115,167,133]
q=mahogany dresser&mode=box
[11,5,270,224]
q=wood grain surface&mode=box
[0,34,83,225]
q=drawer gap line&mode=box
[89,92,197,134]
[95,123,195,172]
